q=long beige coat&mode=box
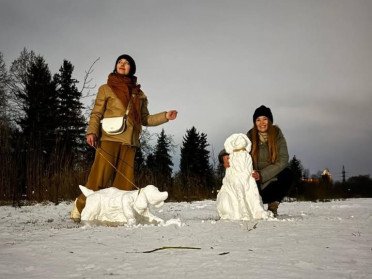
[86,84,168,146]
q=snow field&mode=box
[0,199,371,278]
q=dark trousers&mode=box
[258,168,293,204]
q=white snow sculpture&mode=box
[79,185,168,225]
[216,133,271,220]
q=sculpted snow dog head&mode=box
[133,185,168,213]
[224,133,251,153]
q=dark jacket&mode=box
[247,126,289,189]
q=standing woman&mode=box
[247,105,292,216]
[71,54,177,221]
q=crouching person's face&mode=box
[223,155,230,169]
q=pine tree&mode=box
[154,129,173,176]
[179,126,215,197]
[53,60,86,164]
[180,126,200,176]
[143,129,174,190]
[288,155,304,198]
[10,55,59,201]
[197,132,215,188]
[153,129,174,190]
[289,155,303,182]
[18,55,58,155]
[145,152,156,175]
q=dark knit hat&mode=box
[253,105,273,123]
[218,149,229,164]
[113,54,136,76]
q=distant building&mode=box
[321,168,332,184]
[302,177,319,183]
[302,168,332,184]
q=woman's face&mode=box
[116,59,131,75]
[255,116,269,133]
[222,155,230,168]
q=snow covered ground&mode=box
[1,198,371,279]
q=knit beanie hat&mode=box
[253,105,273,123]
[113,54,136,76]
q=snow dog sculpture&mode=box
[217,133,272,220]
[79,185,168,225]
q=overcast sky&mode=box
[1,0,371,180]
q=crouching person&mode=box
[247,105,293,216]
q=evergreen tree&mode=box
[180,126,200,176]
[289,155,303,182]
[154,129,173,177]
[146,152,156,175]
[197,133,212,173]
[146,129,173,191]
[197,132,215,188]
[179,126,215,197]
[17,55,58,155]
[288,155,304,198]
[152,129,174,190]
[53,60,86,163]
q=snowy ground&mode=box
[1,198,371,279]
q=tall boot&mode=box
[268,201,280,217]
[70,199,81,223]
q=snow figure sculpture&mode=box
[79,185,168,225]
[216,133,271,220]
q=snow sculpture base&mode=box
[80,185,168,226]
[217,133,272,220]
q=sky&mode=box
[1,0,372,180]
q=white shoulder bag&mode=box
[101,95,134,135]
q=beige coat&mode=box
[86,84,168,146]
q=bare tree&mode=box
[0,52,10,122]
[79,57,100,118]
[80,57,100,98]
[7,48,37,127]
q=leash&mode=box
[91,145,140,191]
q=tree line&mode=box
[288,156,372,201]
[1,49,370,205]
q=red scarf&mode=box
[107,73,141,126]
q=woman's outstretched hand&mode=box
[166,110,178,120]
